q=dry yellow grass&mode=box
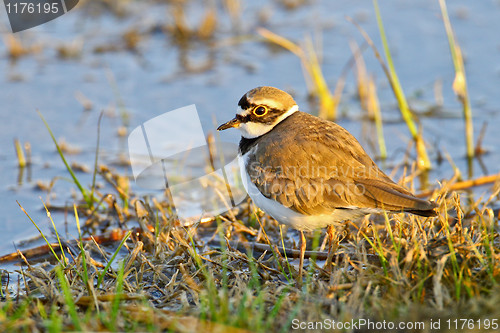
[2,162,500,331]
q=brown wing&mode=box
[246,112,437,216]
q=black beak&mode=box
[217,117,241,131]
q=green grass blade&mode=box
[14,138,26,168]
[265,287,289,330]
[109,261,125,331]
[254,209,292,283]
[439,0,474,162]
[41,199,67,266]
[279,225,293,278]
[37,110,93,207]
[96,231,132,289]
[257,28,337,119]
[74,204,89,291]
[47,304,63,333]
[373,0,416,137]
[372,0,431,170]
[361,227,388,275]
[55,265,82,331]
[382,210,400,258]
[17,201,63,267]
[90,112,104,209]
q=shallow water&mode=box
[0,0,499,256]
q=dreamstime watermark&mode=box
[3,0,78,33]
[128,104,246,223]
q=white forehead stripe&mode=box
[249,97,287,110]
[237,106,251,117]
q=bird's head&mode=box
[217,86,298,138]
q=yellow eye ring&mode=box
[253,105,268,117]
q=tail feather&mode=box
[404,208,438,217]
[355,178,438,216]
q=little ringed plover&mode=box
[217,86,437,281]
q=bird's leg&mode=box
[325,225,337,271]
[298,230,306,286]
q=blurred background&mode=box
[1,0,499,255]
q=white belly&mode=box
[238,153,369,231]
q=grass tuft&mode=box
[55,265,82,331]
[96,231,132,289]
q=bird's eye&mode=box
[253,105,268,117]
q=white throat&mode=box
[238,104,298,139]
